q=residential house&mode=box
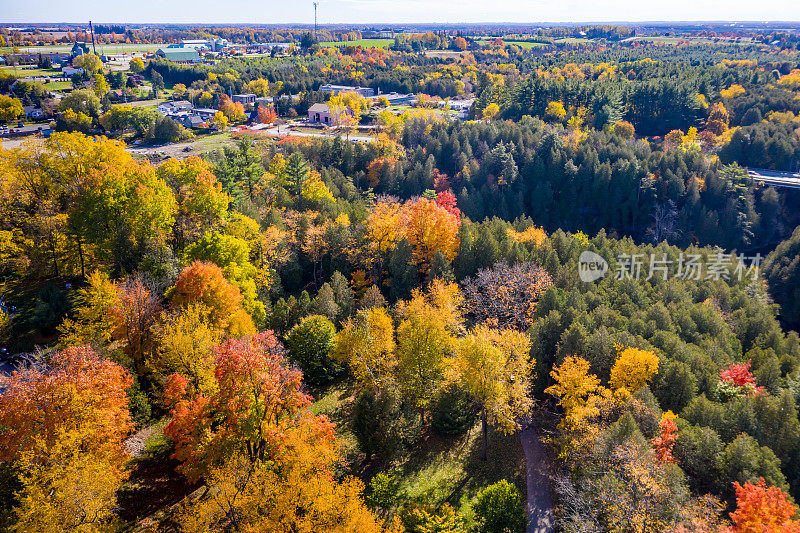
[176,114,204,129]
[255,96,274,106]
[157,100,193,115]
[308,103,333,124]
[232,93,256,105]
[61,67,84,76]
[23,106,44,119]
[319,84,375,97]
[194,108,218,120]
[156,48,202,63]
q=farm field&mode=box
[11,43,166,53]
[319,38,394,48]
[1,66,62,78]
[475,39,548,48]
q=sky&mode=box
[2,0,800,25]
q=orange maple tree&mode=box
[398,196,460,273]
[110,275,162,377]
[726,478,800,533]
[0,345,133,462]
[166,260,256,336]
[164,331,324,480]
[652,413,678,463]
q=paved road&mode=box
[266,124,376,143]
[748,169,800,189]
[521,422,554,533]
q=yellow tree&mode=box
[609,346,660,396]
[398,197,460,274]
[156,156,230,250]
[58,269,119,347]
[334,307,396,391]
[74,53,102,74]
[302,222,330,289]
[150,304,221,397]
[396,280,463,414]
[545,356,609,460]
[93,73,110,98]
[455,326,533,460]
[366,199,402,282]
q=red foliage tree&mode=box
[726,478,800,533]
[652,415,678,463]
[110,275,162,377]
[0,345,133,463]
[435,189,461,219]
[164,332,334,482]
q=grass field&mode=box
[1,66,62,78]
[554,37,592,44]
[627,36,750,46]
[13,43,166,54]
[476,39,547,49]
[319,39,394,49]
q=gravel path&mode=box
[521,421,554,533]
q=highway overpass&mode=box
[747,168,800,189]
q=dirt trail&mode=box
[520,421,554,533]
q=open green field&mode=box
[476,39,547,49]
[627,36,750,46]
[319,39,394,49]
[554,37,592,44]
[1,66,62,78]
[13,43,166,54]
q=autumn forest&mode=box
[2,18,800,533]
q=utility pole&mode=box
[313,2,318,40]
[89,21,97,55]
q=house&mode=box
[62,67,84,76]
[319,84,375,97]
[23,106,44,119]
[370,92,415,106]
[255,96,274,106]
[177,115,204,129]
[156,48,202,63]
[194,108,218,120]
[308,103,333,124]
[158,100,193,115]
[308,103,353,125]
[71,42,89,59]
[232,93,256,105]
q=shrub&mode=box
[285,314,339,386]
[473,480,526,533]
[432,383,477,436]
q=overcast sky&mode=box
[3,0,800,25]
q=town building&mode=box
[232,93,257,105]
[157,100,194,115]
[370,92,415,105]
[61,67,84,76]
[176,114,204,129]
[308,103,333,124]
[155,47,202,63]
[319,84,375,97]
[193,108,218,120]
[23,106,44,119]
